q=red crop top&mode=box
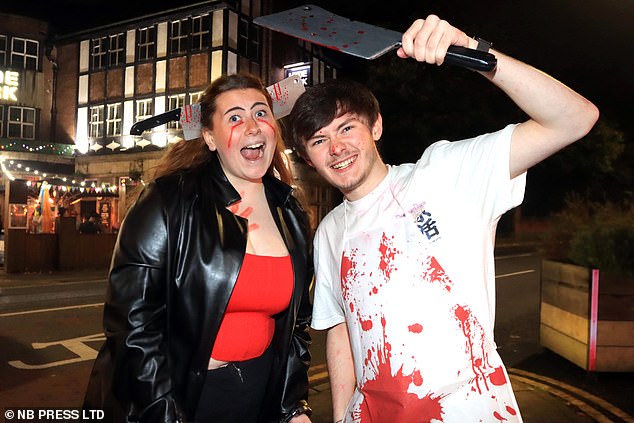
[211,253,293,361]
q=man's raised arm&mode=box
[397,15,599,178]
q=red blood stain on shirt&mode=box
[359,316,444,422]
[360,318,373,331]
[412,369,423,386]
[408,323,423,333]
[506,406,517,415]
[340,249,359,298]
[454,305,505,395]
[489,366,507,386]
[424,256,453,292]
[378,233,398,280]
[493,411,508,421]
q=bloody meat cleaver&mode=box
[254,5,497,72]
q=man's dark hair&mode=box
[288,78,380,157]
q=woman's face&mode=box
[202,88,278,185]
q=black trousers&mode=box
[193,346,274,423]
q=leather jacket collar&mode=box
[207,151,293,208]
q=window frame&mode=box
[89,105,105,139]
[108,33,125,67]
[106,102,122,137]
[135,98,154,123]
[166,94,185,129]
[190,14,211,51]
[10,37,39,70]
[7,105,36,140]
[137,26,157,61]
[90,36,108,70]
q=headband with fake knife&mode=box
[129,74,305,140]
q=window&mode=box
[167,94,185,129]
[137,27,156,61]
[0,35,6,66]
[170,19,189,55]
[106,103,122,136]
[89,105,104,138]
[11,37,39,70]
[238,18,260,61]
[191,14,211,51]
[109,33,125,67]
[8,106,36,139]
[136,98,153,122]
[91,37,108,70]
[189,91,203,104]
[0,105,4,137]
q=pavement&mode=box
[1,266,633,423]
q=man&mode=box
[288,15,598,423]
[78,214,99,234]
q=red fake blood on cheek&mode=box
[358,317,444,422]
[256,118,276,136]
[227,122,243,149]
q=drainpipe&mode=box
[46,44,58,143]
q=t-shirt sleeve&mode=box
[310,217,346,331]
[418,124,526,222]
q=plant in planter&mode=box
[542,196,634,276]
[538,195,634,371]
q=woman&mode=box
[83,73,313,423]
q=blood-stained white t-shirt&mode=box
[311,125,526,423]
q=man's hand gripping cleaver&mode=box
[253,5,497,72]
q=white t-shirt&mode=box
[312,124,526,423]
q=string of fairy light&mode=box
[0,158,120,194]
[0,141,76,156]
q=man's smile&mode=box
[331,155,357,170]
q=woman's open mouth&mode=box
[240,142,264,160]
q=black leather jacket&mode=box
[83,154,313,422]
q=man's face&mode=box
[302,112,386,201]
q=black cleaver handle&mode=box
[445,46,497,72]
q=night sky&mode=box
[3,0,632,217]
[3,0,631,133]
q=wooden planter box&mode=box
[540,259,634,372]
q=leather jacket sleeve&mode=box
[103,182,181,422]
[279,200,314,422]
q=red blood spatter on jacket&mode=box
[358,316,444,422]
